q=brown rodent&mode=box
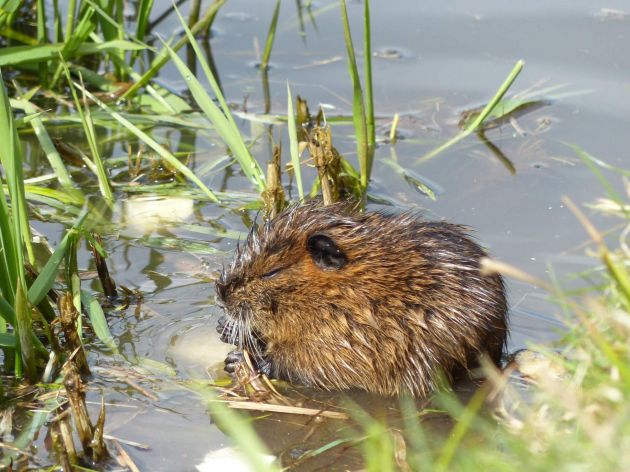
[215,201,508,397]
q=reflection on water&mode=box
[20,0,630,469]
[121,195,195,235]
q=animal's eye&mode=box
[262,267,283,279]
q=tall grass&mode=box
[0,64,118,385]
[339,0,374,193]
[61,64,113,203]
[168,5,266,192]
[121,0,226,101]
[1,0,380,205]
[260,0,281,71]
[10,88,75,191]
[0,69,48,380]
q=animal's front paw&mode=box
[224,349,245,374]
[223,349,273,377]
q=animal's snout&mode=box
[215,274,242,307]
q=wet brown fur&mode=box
[216,201,508,398]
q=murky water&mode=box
[18,0,630,469]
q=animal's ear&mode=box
[307,233,347,270]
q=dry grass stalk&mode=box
[62,362,110,462]
[225,350,287,404]
[58,293,90,376]
[308,126,342,205]
[92,365,159,400]
[224,400,349,420]
[90,399,108,460]
[220,351,348,419]
[296,95,312,142]
[391,428,412,472]
[480,257,554,293]
[58,415,78,463]
[112,439,141,472]
[50,424,73,471]
[261,144,286,219]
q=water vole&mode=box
[215,201,508,397]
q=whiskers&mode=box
[218,308,264,360]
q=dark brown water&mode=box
[16,0,630,469]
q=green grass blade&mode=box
[172,5,236,121]
[0,40,145,67]
[10,97,75,190]
[603,252,630,312]
[417,60,524,164]
[64,233,82,336]
[203,395,280,472]
[75,83,219,202]
[340,0,369,191]
[59,60,113,201]
[363,0,374,151]
[80,290,117,352]
[96,0,124,74]
[435,389,488,472]
[129,0,153,66]
[286,83,304,199]
[380,157,438,200]
[0,0,21,29]
[27,229,77,306]
[0,296,16,325]
[0,332,16,347]
[161,39,265,192]
[80,80,113,200]
[138,235,220,254]
[64,0,77,42]
[15,278,36,380]
[0,175,18,305]
[36,0,48,87]
[52,0,62,42]
[571,144,626,207]
[23,185,84,206]
[567,146,630,177]
[134,0,154,48]
[121,0,226,100]
[21,191,82,216]
[0,67,33,267]
[464,60,525,132]
[260,0,281,70]
[61,6,96,56]
[171,5,266,191]
[71,26,188,114]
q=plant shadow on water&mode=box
[1,0,630,470]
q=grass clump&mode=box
[0,68,117,466]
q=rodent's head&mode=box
[215,201,408,350]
